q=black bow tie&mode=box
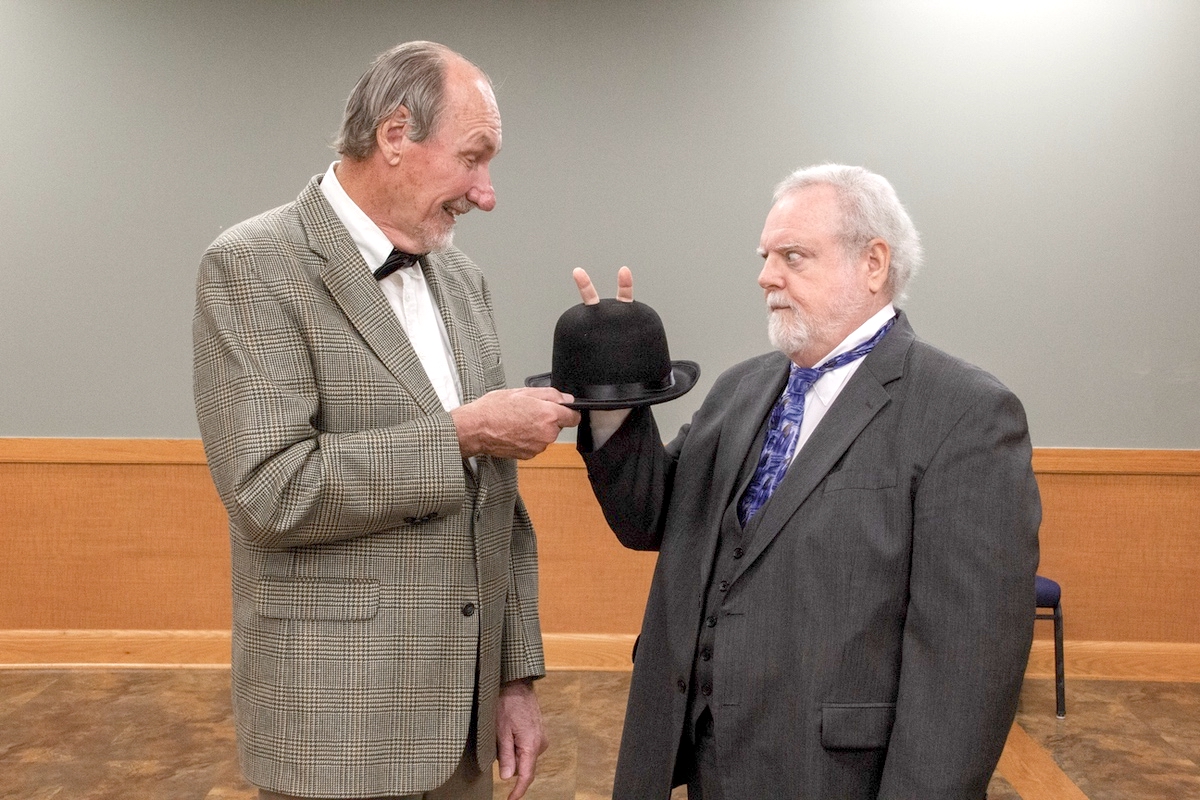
[374,249,425,280]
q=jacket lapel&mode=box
[422,254,492,483]
[696,355,790,591]
[713,353,791,503]
[731,313,914,582]
[295,177,445,417]
[421,254,486,405]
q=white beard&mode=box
[766,293,815,356]
[415,199,473,252]
[765,288,862,359]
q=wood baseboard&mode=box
[4,631,1200,682]
[543,633,637,671]
[1026,639,1200,682]
[0,630,231,669]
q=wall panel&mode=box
[2,441,1197,666]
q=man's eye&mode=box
[785,251,801,264]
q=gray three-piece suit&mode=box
[581,313,1041,799]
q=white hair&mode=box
[774,164,923,302]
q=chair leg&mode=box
[1053,603,1066,718]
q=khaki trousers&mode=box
[258,748,491,800]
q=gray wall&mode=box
[2,0,1197,447]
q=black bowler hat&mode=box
[525,299,700,410]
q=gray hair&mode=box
[333,41,455,159]
[774,164,923,302]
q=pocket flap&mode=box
[256,578,380,621]
[820,703,896,750]
[483,360,507,391]
[823,468,897,492]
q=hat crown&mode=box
[551,299,673,393]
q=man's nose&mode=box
[757,257,780,290]
[466,170,496,212]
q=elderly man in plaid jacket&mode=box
[193,41,578,800]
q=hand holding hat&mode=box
[525,267,700,410]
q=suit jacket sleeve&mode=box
[500,494,546,683]
[878,379,1041,798]
[579,406,687,551]
[193,239,468,550]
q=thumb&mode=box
[497,728,516,780]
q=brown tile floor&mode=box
[1,670,1198,799]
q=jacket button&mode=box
[732,547,744,559]
[404,516,416,524]
[677,678,687,693]
[461,603,476,617]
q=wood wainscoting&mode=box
[1,440,1198,678]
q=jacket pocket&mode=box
[820,702,896,750]
[822,468,897,493]
[483,360,507,392]
[255,578,380,621]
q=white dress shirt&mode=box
[789,303,896,462]
[319,162,464,413]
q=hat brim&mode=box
[525,361,700,410]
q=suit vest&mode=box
[686,411,774,737]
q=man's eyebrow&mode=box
[761,241,805,255]
[466,131,500,152]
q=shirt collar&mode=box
[318,161,394,273]
[808,303,897,404]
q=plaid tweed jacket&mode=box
[193,176,544,797]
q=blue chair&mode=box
[1035,575,1066,718]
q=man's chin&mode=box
[417,226,455,253]
[767,313,810,356]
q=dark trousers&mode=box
[685,708,725,800]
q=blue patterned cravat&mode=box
[737,317,895,526]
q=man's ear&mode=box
[376,105,412,165]
[864,238,891,295]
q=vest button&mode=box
[732,547,744,559]
[701,683,712,697]
[677,678,687,693]
[700,647,712,662]
[705,615,717,628]
[718,580,730,592]
[461,603,476,617]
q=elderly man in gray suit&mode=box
[574,164,1041,799]
[193,42,579,800]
